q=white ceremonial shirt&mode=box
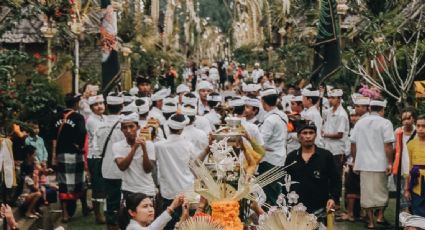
[148,107,166,125]
[97,115,124,179]
[204,110,221,131]
[351,113,395,172]
[155,134,197,199]
[301,106,323,146]
[79,98,92,120]
[182,124,209,156]
[86,114,105,158]
[197,100,210,116]
[241,119,264,146]
[252,68,264,84]
[126,211,172,230]
[113,139,156,195]
[260,108,288,166]
[209,67,220,83]
[194,115,212,135]
[322,105,349,156]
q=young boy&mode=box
[25,122,48,165]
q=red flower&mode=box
[69,0,75,4]
[69,8,74,15]
[33,52,42,59]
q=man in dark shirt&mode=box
[284,121,341,214]
[52,93,87,222]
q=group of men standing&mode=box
[51,63,425,229]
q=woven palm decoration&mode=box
[179,217,224,230]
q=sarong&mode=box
[57,153,85,200]
[360,171,388,208]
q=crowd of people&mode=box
[3,61,425,230]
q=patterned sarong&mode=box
[57,153,85,200]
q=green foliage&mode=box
[276,43,313,84]
[0,50,63,131]
[130,45,185,87]
[198,0,232,32]
[118,10,136,43]
[232,45,269,67]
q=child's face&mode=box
[31,125,40,136]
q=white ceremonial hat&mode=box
[352,94,370,105]
[182,104,197,116]
[207,94,222,102]
[254,62,260,66]
[88,95,105,105]
[162,98,178,114]
[123,95,134,103]
[243,97,260,107]
[242,84,261,92]
[151,88,171,101]
[182,95,198,106]
[301,88,320,97]
[134,97,150,114]
[106,95,124,105]
[120,112,139,123]
[370,100,387,107]
[176,84,190,94]
[260,88,279,97]
[197,80,213,91]
[328,89,343,97]
[290,96,303,102]
[122,102,138,114]
[167,114,190,130]
[129,87,139,96]
[163,96,178,105]
[229,98,245,107]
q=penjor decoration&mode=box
[100,0,120,94]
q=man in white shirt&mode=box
[350,100,394,229]
[352,94,370,119]
[287,95,303,154]
[155,114,208,229]
[113,113,156,199]
[258,88,288,206]
[86,95,106,224]
[176,84,190,105]
[301,88,323,146]
[321,89,349,207]
[209,63,220,88]
[183,93,212,135]
[149,88,170,125]
[196,81,213,115]
[96,93,125,229]
[79,84,98,119]
[204,92,222,130]
[181,104,209,156]
[251,62,264,84]
[244,96,261,126]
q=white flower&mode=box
[287,191,299,204]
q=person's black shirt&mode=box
[284,146,341,213]
[53,109,87,154]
